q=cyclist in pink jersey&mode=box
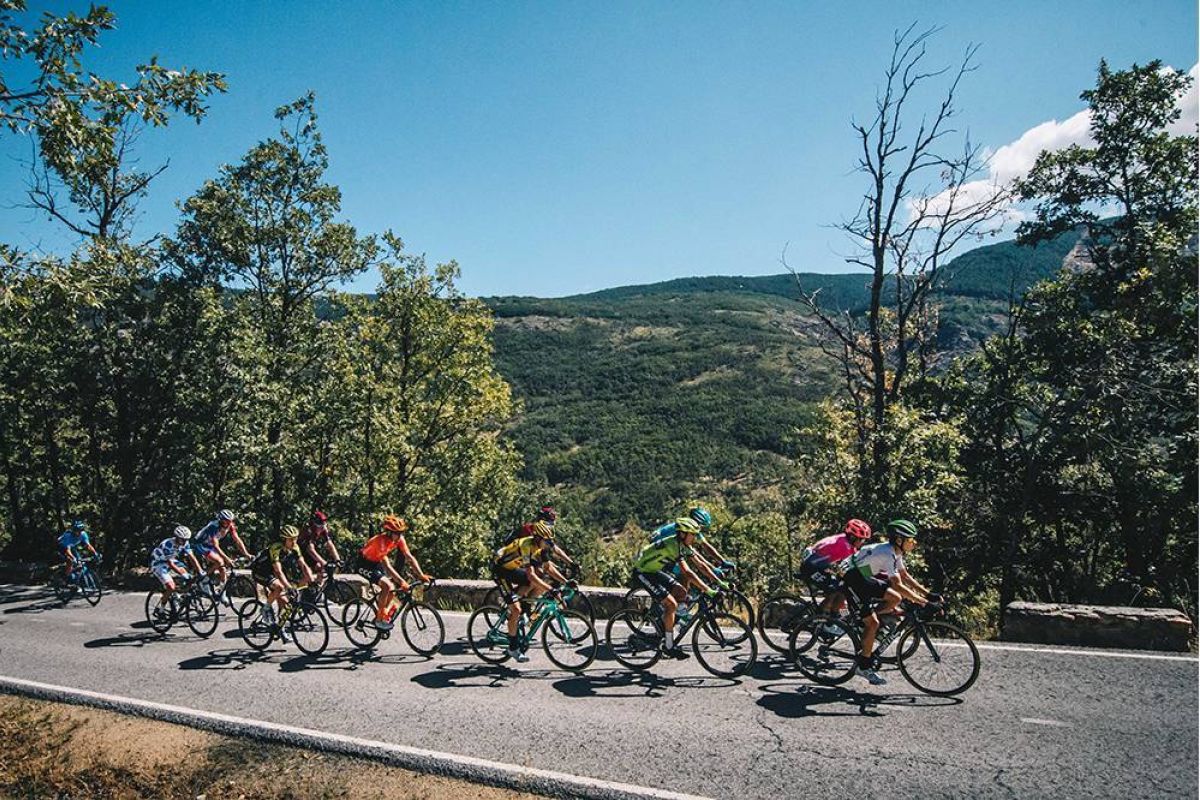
[799,519,873,612]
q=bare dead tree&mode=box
[785,24,1011,502]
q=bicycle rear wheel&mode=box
[605,609,663,671]
[467,605,512,664]
[185,592,220,638]
[897,621,980,696]
[80,570,103,606]
[238,599,275,651]
[757,593,813,654]
[791,614,860,685]
[692,612,757,678]
[144,590,175,635]
[226,575,258,617]
[51,573,75,604]
[401,602,445,656]
[542,610,597,671]
[341,599,384,650]
[715,589,755,629]
[290,603,331,656]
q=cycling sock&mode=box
[508,635,518,650]
[665,630,674,649]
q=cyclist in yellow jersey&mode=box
[247,525,315,641]
[491,521,566,662]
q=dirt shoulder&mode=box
[0,694,546,800]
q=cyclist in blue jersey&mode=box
[149,525,205,620]
[56,520,100,578]
[650,506,733,578]
[193,509,252,588]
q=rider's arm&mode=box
[383,555,408,588]
[686,552,722,584]
[550,542,575,568]
[887,572,925,603]
[542,560,567,585]
[185,550,203,574]
[272,558,291,589]
[401,546,429,581]
[324,538,341,563]
[698,539,726,565]
[304,540,324,568]
[229,527,252,559]
[676,559,713,595]
[897,568,931,600]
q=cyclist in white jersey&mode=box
[149,525,205,619]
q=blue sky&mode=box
[1,1,1195,297]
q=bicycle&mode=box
[143,574,220,637]
[238,588,331,656]
[467,581,598,671]
[481,563,596,625]
[789,597,980,696]
[50,555,103,606]
[197,558,257,617]
[756,569,840,654]
[606,588,757,678]
[341,577,445,655]
[622,561,754,628]
[305,561,360,620]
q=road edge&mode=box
[0,675,712,800]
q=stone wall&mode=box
[1003,601,1193,652]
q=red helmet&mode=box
[536,506,557,524]
[311,510,328,524]
[844,519,872,540]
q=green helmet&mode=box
[886,519,918,540]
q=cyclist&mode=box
[56,519,100,578]
[298,510,341,573]
[835,518,932,686]
[650,506,732,572]
[356,515,432,632]
[149,525,205,620]
[193,509,253,590]
[800,519,874,612]
[631,517,721,659]
[492,521,566,662]
[248,525,315,641]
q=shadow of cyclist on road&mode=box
[178,648,268,671]
[756,681,962,719]
[552,669,678,699]
[410,661,520,690]
[83,631,162,648]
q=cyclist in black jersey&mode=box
[248,525,315,639]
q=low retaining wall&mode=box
[1003,601,1193,652]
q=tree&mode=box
[788,25,1008,509]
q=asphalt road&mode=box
[0,584,1195,799]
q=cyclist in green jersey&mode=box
[631,517,720,659]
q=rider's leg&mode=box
[661,588,682,643]
[375,577,395,622]
[860,611,880,659]
[205,549,227,585]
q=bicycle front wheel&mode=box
[401,602,445,656]
[791,614,860,685]
[897,621,980,696]
[144,590,175,635]
[77,570,101,605]
[51,573,75,604]
[716,589,755,629]
[605,609,662,672]
[290,603,331,656]
[238,599,275,651]
[692,612,757,678]
[542,609,597,671]
[341,599,383,650]
[185,592,220,638]
[467,605,511,664]
[757,593,813,654]
[566,591,596,625]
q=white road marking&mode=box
[969,642,1197,662]
[0,675,712,800]
[1021,717,1068,727]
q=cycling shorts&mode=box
[192,539,218,557]
[492,564,531,590]
[633,569,678,600]
[843,569,889,615]
[798,554,842,592]
[355,554,387,586]
[152,562,185,586]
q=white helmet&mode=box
[173,525,193,541]
[218,509,235,522]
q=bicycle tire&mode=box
[80,570,103,606]
[692,611,757,678]
[605,608,663,672]
[238,599,275,651]
[290,603,331,656]
[144,590,175,635]
[51,573,75,604]
[341,598,384,650]
[897,620,980,697]
[757,593,813,653]
[467,605,512,664]
[790,614,860,685]
[542,609,597,672]
[185,592,220,638]
[226,575,258,617]
[401,602,445,656]
[716,588,755,628]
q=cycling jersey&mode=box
[809,533,855,563]
[361,533,410,563]
[57,530,90,552]
[494,536,549,570]
[250,542,305,580]
[844,542,906,579]
[193,519,234,552]
[297,522,332,557]
[634,533,692,574]
[150,537,192,567]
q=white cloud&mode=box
[1166,63,1199,136]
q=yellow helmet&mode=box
[382,515,409,534]
[675,517,701,536]
[532,520,554,540]
[280,524,299,539]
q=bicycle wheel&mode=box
[324,580,357,615]
[482,586,505,610]
[757,593,814,654]
[692,612,757,678]
[51,573,75,604]
[467,605,512,664]
[144,590,175,635]
[80,570,103,606]
[790,614,860,685]
[185,592,220,638]
[226,575,258,617]
[401,602,445,656]
[716,588,755,628]
[897,621,980,697]
[566,590,596,625]
[542,609,597,671]
[605,609,663,671]
[621,586,654,614]
[341,598,384,650]
[238,599,275,651]
[290,603,331,656]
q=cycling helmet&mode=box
[844,519,872,540]
[218,509,235,522]
[311,510,328,524]
[688,507,713,531]
[675,517,702,536]
[886,519,919,539]
[173,525,192,541]
[382,515,408,534]
[531,520,554,540]
[281,524,300,539]
[71,519,86,531]
[536,506,558,524]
